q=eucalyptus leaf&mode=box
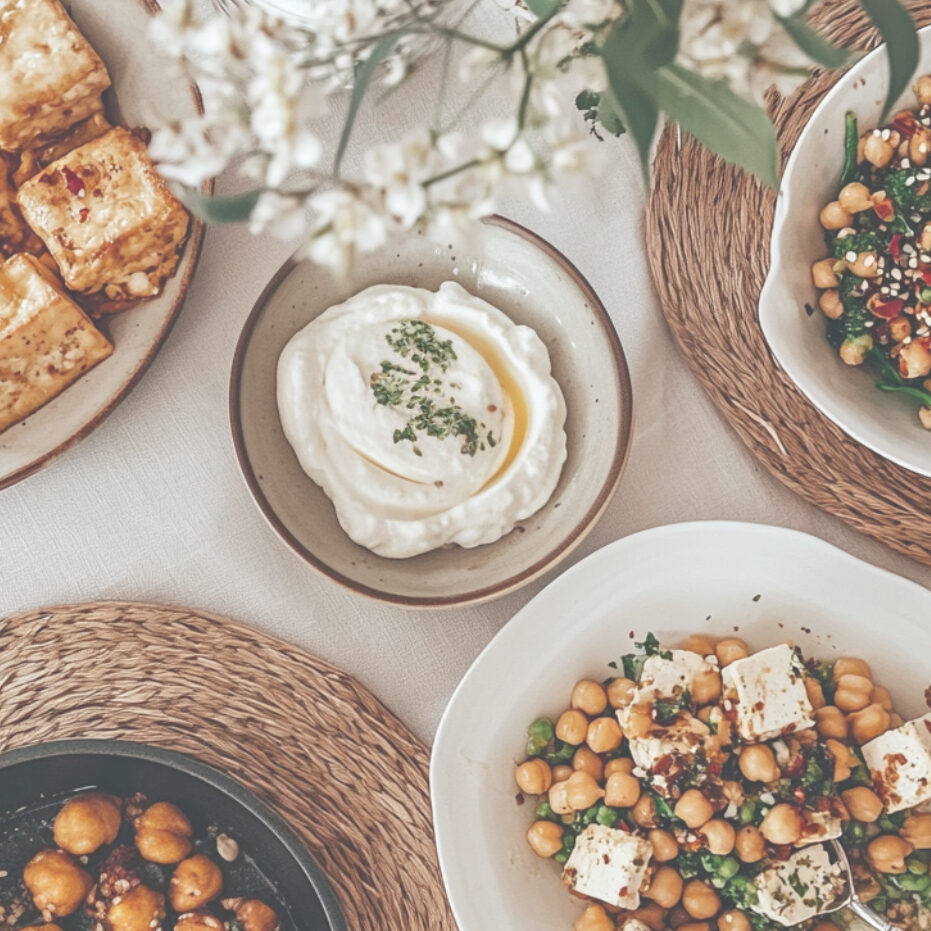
[859,0,919,120]
[182,189,262,223]
[777,14,862,69]
[596,86,627,137]
[525,0,561,18]
[335,32,403,174]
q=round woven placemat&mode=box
[646,0,931,566]
[0,601,455,931]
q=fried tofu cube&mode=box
[17,128,190,299]
[0,0,111,151]
[0,253,112,432]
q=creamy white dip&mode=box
[277,281,567,558]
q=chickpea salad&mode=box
[810,76,931,431]
[0,792,282,931]
[514,633,931,931]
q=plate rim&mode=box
[227,214,634,609]
[0,0,211,492]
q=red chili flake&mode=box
[79,207,89,223]
[706,761,723,777]
[890,234,902,260]
[892,113,919,137]
[874,198,895,221]
[869,297,905,319]
[62,166,85,196]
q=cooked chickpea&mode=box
[107,885,166,931]
[899,340,931,380]
[916,75,931,105]
[833,657,871,680]
[175,915,226,931]
[869,685,893,712]
[735,825,765,863]
[713,638,748,668]
[692,669,722,705]
[649,829,679,863]
[587,716,623,754]
[902,813,931,849]
[565,770,605,810]
[646,866,684,908]
[135,801,194,863]
[527,820,563,857]
[849,703,891,744]
[815,705,848,739]
[556,709,589,745]
[631,903,667,931]
[680,634,716,656]
[841,787,883,823]
[700,820,736,856]
[170,854,223,911]
[813,924,839,931]
[811,258,839,289]
[605,757,635,777]
[826,738,856,783]
[910,128,931,165]
[228,900,281,931]
[840,336,872,365]
[605,771,641,808]
[606,676,637,709]
[818,290,844,319]
[515,758,552,795]
[573,746,604,782]
[738,745,779,783]
[834,673,873,711]
[838,182,873,212]
[868,835,913,874]
[804,676,826,709]
[21,926,65,931]
[632,793,657,827]
[53,792,121,856]
[573,904,613,931]
[548,780,572,815]
[674,790,713,829]
[819,201,853,230]
[23,850,93,918]
[849,251,880,278]
[572,680,608,716]
[760,804,803,845]
[626,704,654,739]
[679,925,712,931]
[682,880,721,920]
[553,764,573,782]
[864,133,895,168]
[718,911,751,931]
[888,317,912,343]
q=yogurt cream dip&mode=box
[277,281,567,558]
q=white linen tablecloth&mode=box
[2,15,931,744]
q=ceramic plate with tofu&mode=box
[0,0,206,490]
[431,522,931,931]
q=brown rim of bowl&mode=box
[0,0,212,492]
[229,214,634,609]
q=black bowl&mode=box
[0,739,346,930]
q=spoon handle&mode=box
[847,896,902,930]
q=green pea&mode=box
[535,800,557,822]
[895,872,931,893]
[595,805,620,828]
[554,851,568,864]
[528,718,554,742]
[907,856,928,876]
[711,874,728,889]
[544,740,576,765]
[921,287,931,303]
[871,894,888,913]
[718,857,740,880]
[739,800,761,825]
[844,820,867,843]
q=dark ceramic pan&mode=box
[0,740,345,930]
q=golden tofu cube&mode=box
[17,127,190,299]
[0,253,113,433]
[0,0,111,151]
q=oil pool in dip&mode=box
[277,281,567,558]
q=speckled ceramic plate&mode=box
[230,217,633,608]
[0,0,207,490]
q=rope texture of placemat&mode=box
[0,601,456,931]
[646,0,931,566]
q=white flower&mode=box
[249,191,308,239]
[362,130,436,228]
[480,117,519,152]
[148,113,249,187]
[769,0,807,16]
[558,0,620,29]
[300,188,388,275]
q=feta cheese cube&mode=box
[796,809,843,847]
[626,714,711,772]
[639,650,714,699]
[752,845,846,926]
[862,714,931,814]
[721,644,814,742]
[562,825,652,910]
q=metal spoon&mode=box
[820,839,903,930]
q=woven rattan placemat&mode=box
[0,601,455,931]
[645,0,931,566]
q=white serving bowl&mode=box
[759,26,931,476]
[431,521,931,930]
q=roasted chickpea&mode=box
[228,899,280,931]
[107,885,166,931]
[819,201,853,230]
[175,915,226,931]
[605,771,641,808]
[674,790,713,829]
[606,676,636,709]
[834,674,873,712]
[650,828,679,862]
[625,704,654,739]
[838,182,873,212]
[565,770,605,810]
[552,764,573,782]
[605,757,635,777]
[527,820,563,857]
[53,793,121,856]
[587,716,623,754]
[571,680,608,716]
[811,258,839,289]
[679,924,711,931]
[826,738,856,783]
[815,706,848,739]
[916,74,931,105]
[682,880,721,920]
[735,826,765,863]
[632,793,657,828]
[630,902,667,930]
[718,911,751,931]
[849,251,880,278]
[700,820,736,856]
[841,787,883,823]
[804,676,826,709]
[713,638,748,668]
[646,866,684,908]
[692,669,722,705]
[910,127,931,165]
[818,290,844,319]
[760,804,803,846]
[864,133,895,168]
[135,801,193,863]
[23,849,93,919]
[738,745,779,783]
[170,854,223,911]
[867,835,913,874]
[573,746,604,782]
[833,657,871,680]
[902,813,931,850]
[21,926,65,931]
[515,758,552,795]
[849,703,891,744]
[680,634,716,656]
[871,684,894,711]
[556,709,589,745]
[573,904,613,931]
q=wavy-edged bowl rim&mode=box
[228,215,634,609]
[0,0,211,492]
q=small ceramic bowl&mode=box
[759,26,931,476]
[230,217,632,607]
